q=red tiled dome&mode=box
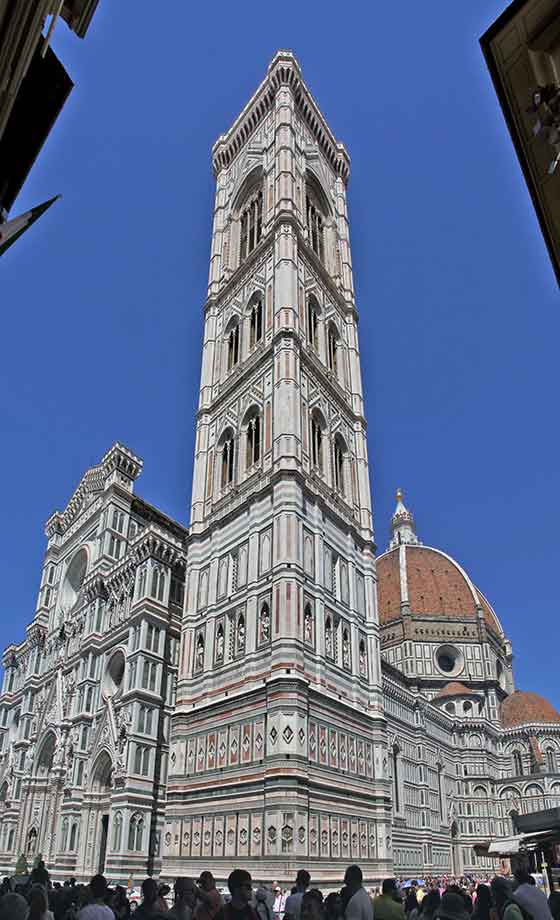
[500,691,560,728]
[436,682,479,699]
[376,545,503,638]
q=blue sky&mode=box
[1,1,558,708]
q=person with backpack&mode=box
[512,871,552,920]
[490,878,524,920]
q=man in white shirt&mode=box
[344,866,374,920]
[78,875,115,920]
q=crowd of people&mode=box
[0,860,559,920]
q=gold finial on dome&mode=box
[396,488,404,503]
[390,488,420,549]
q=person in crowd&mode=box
[343,866,373,920]
[254,890,272,920]
[374,879,405,920]
[490,878,523,920]
[324,893,344,920]
[420,891,440,920]
[28,886,55,920]
[215,870,257,920]
[112,887,132,920]
[472,886,491,920]
[0,892,30,920]
[30,861,50,889]
[133,879,168,919]
[272,886,286,920]
[77,875,114,920]
[168,879,198,920]
[0,879,11,897]
[435,892,470,920]
[405,889,418,918]
[285,873,311,920]
[195,873,222,920]
[301,891,325,920]
[548,890,560,920]
[156,885,171,914]
[512,871,553,920]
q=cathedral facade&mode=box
[0,53,559,885]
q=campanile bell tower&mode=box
[163,51,391,881]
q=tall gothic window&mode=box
[240,191,263,263]
[249,295,263,348]
[306,191,325,263]
[334,436,345,495]
[327,325,338,374]
[512,750,523,776]
[221,431,235,489]
[246,413,261,469]
[392,746,401,813]
[310,412,323,471]
[227,322,240,371]
[546,749,556,772]
[307,296,319,349]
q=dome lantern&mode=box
[390,488,421,549]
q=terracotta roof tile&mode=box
[501,691,560,728]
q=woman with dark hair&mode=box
[490,878,523,920]
[472,887,491,920]
[28,885,54,920]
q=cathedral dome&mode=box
[500,691,560,728]
[377,491,503,639]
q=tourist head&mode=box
[513,870,533,887]
[344,865,363,890]
[474,886,491,913]
[324,891,343,920]
[199,871,216,891]
[142,877,159,905]
[437,892,470,920]
[228,869,253,905]
[491,878,513,912]
[382,879,401,901]
[90,875,108,902]
[175,877,198,906]
[296,870,311,891]
[0,893,30,920]
[301,889,325,920]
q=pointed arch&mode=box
[35,731,56,778]
[90,749,113,792]
[333,432,348,496]
[306,293,321,349]
[242,404,262,470]
[310,407,326,471]
[217,425,236,489]
[327,321,339,375]
[247,290,264,348]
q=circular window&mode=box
[103,650,125,698]
[60,548,88,614]
[435,644,464,677]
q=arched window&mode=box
[333,436,346,495]
[246,412,261,469]
[259,604,270,644]
[325,616,333,658]
[249,295,263,348]
[310,411,324,471]
[60,817,69,852]
[236,614,245,654]
[306,189,325,263]
[112,812,123,851]
[240,190,263,263]
[463,701,473,716]
[307,296,319,349]
[546,749,557,773]
[215,623,224,662]
[128,815,138,851]
[327,325,338,374]
[227,321,240,371]
[512,750,523,776]
[137,567,147,599]
[392,745,401,813]
[445,702,456,715]
[220,430,235,490]
[304,604,313,645]
[135,817,144,851]
[195,634,205,672]
[69,822,78,851]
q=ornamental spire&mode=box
[389,488,421,549]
